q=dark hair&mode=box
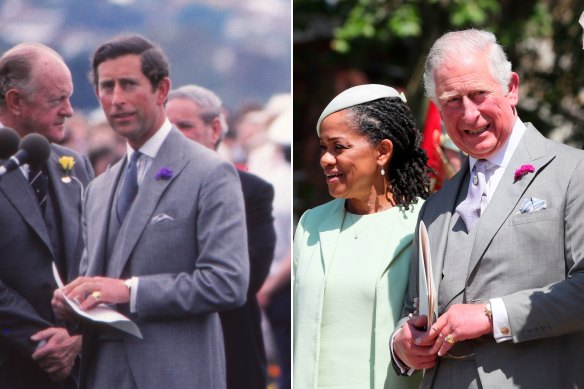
[347,97,432,209]
[90,34,169,90]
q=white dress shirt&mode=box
[121,119,172,312]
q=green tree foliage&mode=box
[294,0,584,214]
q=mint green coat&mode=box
[293,198,423,389]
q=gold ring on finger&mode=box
[445,334,456,344]
[91,291,102,302]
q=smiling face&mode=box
[95,54,169,149]
[434,49,518,159]
[319,109,382,200]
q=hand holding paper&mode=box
[51,263,142,339]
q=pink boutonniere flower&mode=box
[514,164,535,182]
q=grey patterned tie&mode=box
[456,159,488,231]
[117,151,141,222]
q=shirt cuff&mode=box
[491,298,512,342]
[127,277,138,313]
[390,327,415,376]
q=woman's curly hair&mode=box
[347,97,433,209]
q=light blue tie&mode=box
[117,151,141,222]
[456,159,488,231]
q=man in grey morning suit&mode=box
[52,35,249,389]
[392,29,584,388]
[0,43,93,388]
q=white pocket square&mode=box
[518,197,547,214]
[151,213,174,224]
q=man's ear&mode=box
[4,89,24,116]
[507,72,519,107]
[157,77,171,105]
[209,117,223,146]
[377,138,394,168]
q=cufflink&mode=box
[501,327,510,335]
[484,302,493,320]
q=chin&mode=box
[328,190,343,199]
[47,132,64,144]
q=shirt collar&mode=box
[469,117,527,171]
[125,119,172,161]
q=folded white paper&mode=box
[418,221,438,330]
[52,263,143,339]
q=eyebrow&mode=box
[438,91,459,101]
[320,136,347,142]
[99,76,139,86]
[174,120,194,127]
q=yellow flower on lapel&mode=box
[58,156,76,183]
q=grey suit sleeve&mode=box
[135,160,250,319]
[503,155,584,342]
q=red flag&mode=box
[421,101,442,175]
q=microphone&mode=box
[0,127,20,159]
[0,133,51,177]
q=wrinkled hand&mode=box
[393,315,438,370]
[421,303,492,357]
[31,327,81,382]
[62,276,130,311]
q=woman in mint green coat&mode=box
[293,84,431,389]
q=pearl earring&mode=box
[381,167,385,176]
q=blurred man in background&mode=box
[166,84,276,389]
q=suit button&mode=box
[501,327,510,335]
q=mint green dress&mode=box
[293,198,422,389]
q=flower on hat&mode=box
[155,167,173,181]
[514,164,535,182]
[58,156,76,183]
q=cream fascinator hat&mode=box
[316,84,407,135]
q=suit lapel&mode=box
[318,199,345,275]
[109,129,189,278]
[467,125,554,276]
[427,162,470,295]
[85,159,124,276]
[0,162,53,255]
[45,148,83,272]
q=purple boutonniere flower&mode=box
[514,164,535,182]
[155,167,173,181]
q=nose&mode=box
[60,98,74,117]
[461,96,480,123]
[111,84,125,106]
[320,149,335,169]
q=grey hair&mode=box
[167,84,228,136]
[423,29,512,102]
[0,43,64,106]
